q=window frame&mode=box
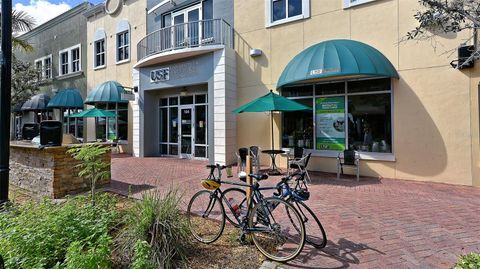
[281,78,395,161]
[34,54,52,81]
[265,0,310,28]
[343,0,377,9]
[116,30,130,64]
[94,38,106,69]
[58,44,81,77]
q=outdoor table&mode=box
[262,149,285,175]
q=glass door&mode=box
[172,4,202,48]
[179,107,194,158]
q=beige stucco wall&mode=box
[235,0,480,186]
[85,0,146,153]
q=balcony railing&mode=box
[137,19,233,62]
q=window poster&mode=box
[315,96,346,151]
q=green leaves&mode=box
[455,253,480,269]
[68,145,111,206]
[0,194,118,269]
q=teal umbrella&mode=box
[47,88,84,109]
[68,108,117,118]
[233,90,310,150]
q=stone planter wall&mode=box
[10,144,111,198]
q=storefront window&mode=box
[282,78,392,154]
[282,98,313,149]
[95,103,128,141]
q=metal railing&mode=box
[137,19,233,61]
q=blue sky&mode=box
[14,0,103,29]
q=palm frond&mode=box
[12,37,33,52]
[11,10,36,33]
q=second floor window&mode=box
[95,39,106,68]
[60,52,69,75]
[34,55,52,80]
[267,0,309,26]
[117,31,129,62]
[59,44,81,76]
[72,47,80,72]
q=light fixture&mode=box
[180,87,188,96]
[250,48,262,57]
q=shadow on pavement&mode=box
[287,238,385,269]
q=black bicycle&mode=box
[275,171,327,249]
[187,164,306,262]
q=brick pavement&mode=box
[108,154,480,268]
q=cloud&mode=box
[14,0,71,30]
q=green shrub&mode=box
[131,240,154,269]
[455,253,480,269]
[115,189,190,269]
[68,144,110,206]
[0,194,118,268]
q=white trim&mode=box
[34,54,53,80]
[265,0,310,28]
[343,0,376,9]
[58,44,81,77]
[93,38,106,69]
[147,0,170,15]
[115,30,130,64]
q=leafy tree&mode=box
[406,0,480,67]
[11,57,38,109]
[67,145,111,206]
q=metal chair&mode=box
[249,146,261,173]
[289,152,312,183]
[287,146,304,175]
[337,150,360,182]
[235,147,249,175]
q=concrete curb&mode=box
[259,261,291,269]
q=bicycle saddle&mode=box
[249,173,269,181]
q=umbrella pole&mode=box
[271,111,274,151]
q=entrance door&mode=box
[179,107,194,158]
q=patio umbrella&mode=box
[233,90,311,150]
[21,94,51,111]
[68,108,117,118]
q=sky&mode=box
[14,0,103,29]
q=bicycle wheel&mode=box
[222,187,247,228]
[292,200,327,249]
[187,190,225,243]
[249,197,305,262]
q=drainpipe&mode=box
[0,0,13,204]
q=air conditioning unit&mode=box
[457,45,475,69]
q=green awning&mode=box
[68,108,117,118]
[277,39,399,88]
[233,90,310,113]
[47,88,84,109]
[84,81,128,104]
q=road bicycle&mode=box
[274,171,327,249]
[187,164,306,262]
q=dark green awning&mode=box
[277,39,399,88]
[85,81,128,104]
[47,88,84,109]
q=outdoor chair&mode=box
[337,150,360,182]
[249,146,262,173]
[235,147,249,175]
[287,146,304,175]
[289,152,312,183]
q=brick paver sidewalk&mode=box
[108,154,480,268]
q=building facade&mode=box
[84,0,147,152]
[234,0,480,186]
[15,2,92,138]
[134,0,237,164]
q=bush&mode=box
[0,194,118,268]
[115,189,190,269]
[455,253,480,269]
